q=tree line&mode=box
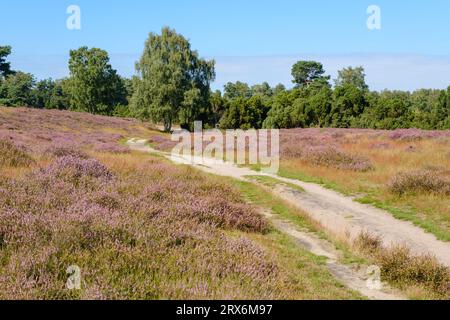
[1,27,448,131]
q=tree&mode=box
[433,87,450,129]
[263,89,300,129]
[331,84,367,127]
[32,78,70,110]
[223,81,252,100]
[306,84,333,127]
[291,61,329,87]
[251,82,273,98]
[272,83,286,96]
[131,27,215,131]
[0,46,14,78]
[360,90,412,129]
[67,46,126,115]
[409,89,442,129]
[209,90,226,127]
[219,96,267,130]
[0,71,35,106]
[334,66,368,91]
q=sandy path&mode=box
[127,138,450,298]
[260,209,403,300]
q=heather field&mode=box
[0,107,360,299]
[148,127,450,242]
[278,128,450,241]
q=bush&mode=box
[377,246,450,296]
[301,146,374,172]
[354,233,450,297]
[38,155,114,184]
[0,139,34,167]
[45,145,89,159]
[388,170,450,196]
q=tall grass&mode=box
[355,232,450,298]
[0,139,34,167]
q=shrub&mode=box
[0,139,34,167]
[93,143,130,154]
[353,233,450,297]
[45,145,89,159]
[354,231,382,255]
[389,129,449,142]
[388,170,450,196]
[301,146,374,172]
[377,246,450,296]
[39,156,114,183]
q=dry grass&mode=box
[278,129,450,240]
[354,232,450,298]
[387,170,450,196]
[0,139,34,167]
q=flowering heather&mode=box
[0,140,283,299]
[148,135,178,151]
[282,140,374,172]
[44,145,89,159]
[93,143,130,154]
[388,170,450,196]
[40,156,114,182]
[389,129,450,142]
[0,107,148,154]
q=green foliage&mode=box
[262,89,298,129]
[291,61,329,87]
[33,78,70,110]
[220,96,268,129]
[361,91,412,129]
[331,84,367,128]
[0,71,35,106]
[0,46,14,78]
[224,81,252,100]
[208,90,226,127]
[67,46,126,115]
[263,81,332,129]
[131,27,215,131]
[113,104,132,118]
[272,83,286,95]
[251,82,273,99]
[334,66,368,90]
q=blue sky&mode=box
[1,0,449,90]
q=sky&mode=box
[1,0,449,91]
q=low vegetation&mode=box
[277,128,450,241]
[0,139,34,167]
[0,107,359,299]
[355,233,450,298]
[388,170,450,196]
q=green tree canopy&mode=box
[0,71,35,106]
[291,61,329,87]
[334,66,368,91]
[0,46,14,78]
[223,81,252,100]
[131,27,215,131]
[331,84,367,128]
[67,46,126,115]
[220,96,268,130]
[32,78,70,110]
